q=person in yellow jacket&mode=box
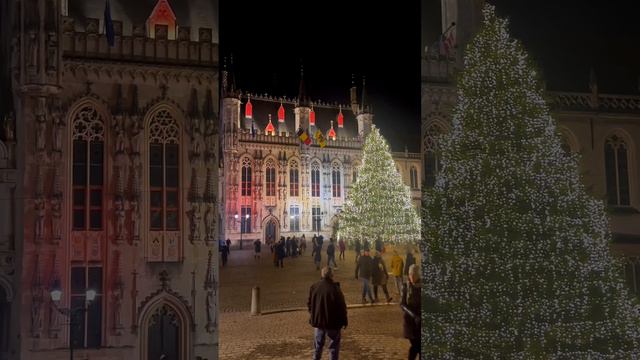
[390,250,404,296]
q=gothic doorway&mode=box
[261,215,280,246]
[147,304,181,360]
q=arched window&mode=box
[241,157,252,197]
[72,105,105,231]
[410,166,418,189]
[149,109,180,231]
[605,135,630,206]
[311,162,321,198]
[332,163,341,198]
[71,104,105,348]
[424,123,443,188]
[289,160,299,197]
[265,159,276,197]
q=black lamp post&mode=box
[50,279,96,360]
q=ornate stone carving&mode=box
[35,113,47,152]
[188,203,202,243]
[34,197,46,243]
[3,112,15,142]
[50,195,62,245]
[130,198,141,246]
[111,251,124,335]
[204,205,215,245]
[204,250,216,333]
[31,255,43,338]
[114,196,126,244]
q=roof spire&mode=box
[278,102,285,122]
[337,106,344,128]
[265,114,275,136]
[296,62,309,107]
[361,76,368,113]
[328,120,336,141]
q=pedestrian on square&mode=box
[253,239,261,260]
[390,250,404,296]
[401,264,421,360]
[286,237,292,257]
[338,238,346,260]
[220,243,229,267]
[354,239,361,264]
[314,242,322,270]
[375,238,383,254]
[300,236,307,254]
[363,239,370,252]
[292,237,299,257]
[226,238,232,252]
[277,238,286,268]
[404,247,416,282]
[327,239,337,269]
[311,235,318,257]
[372,252,392,303]
[308,266,348,360]
[318,235,324,250]
[355,250,374,304]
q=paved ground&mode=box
[219,243,419,312]
[219,305,410,360]
[218,242,420,359]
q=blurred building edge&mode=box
[0,0,219,359]
[422,0,640,294]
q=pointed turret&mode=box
[328,121,336,141]
[265,114,275,136]
[309,105,316,127]
[337,106,344,128]
[277,103,287,135]
[356,76,374,138]
[296,64,310,107]
[223,55,239,99]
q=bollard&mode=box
[251,286,261,316]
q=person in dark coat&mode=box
[404,248,416,280]
[354,239,362,264]
[402,264,421,359]
[308,266,348,360]
[220,242,229,267]
[338,238,346,260]
[314,242,322,270]
[374,238,383,253]
[372,252,392,303]
[311,235,318,257]
[286,237,292,257]
[363,239,370,252]
[355,250,374,304]
[317,235,324,250]
[276,238,286,268]
[326,239,337,268]
[226,238,232,252]
[253,239,261,260]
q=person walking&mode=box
[354,239,361,264]
[327,239,337,269]
[314,242,322,270]
[404,247,416,282]
[308,266,348,360]
[253,239,261,260]
[220,241,229,267]
[226,238,232,252]
[276,238,286,268]
[311,235,318,257]
[401,264,421,360]
[390,250,404,296]
[338,238,346,260]
[374,238,383,253]
[372,252,392,303]
[300,236,307,255]
[363,239,370,252]
[285,237,292,257]
[355,250,374,304]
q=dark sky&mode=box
[221,0,422,152]
[424,0,640,94]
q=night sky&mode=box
[220,0,422,152]
[424,0,640,94]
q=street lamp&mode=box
[50,279,96,360]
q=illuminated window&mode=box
[149,110,180,231]
[312,207,322,232]
[241,157,252,197]
[265,159,276,197]
[332,163,341,198]
[241,206,251,233]
[290,206,300,231]
[70,266,103,348]
[289,160,299,197]
[72,106,105,231]
[311,162,321,198]
[605,135,630,206]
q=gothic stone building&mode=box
[221,73,422,247]
[1,0,219,359]
[423,0,640,295]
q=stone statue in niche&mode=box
[50,196,62,244]
[52,111,64,153]
[114,197,126,244]
[46,33,58,72]
[27,31,38,70]
[130,120,143,155]
[188,203,202,243]
[130,198,140,245]
[34,197,46,243]
[3,112,15,142]
[131,157,142,197]
[205,206,215,244]
[35,114,47,152]
[112,276,124,335]
[115,123,127,155]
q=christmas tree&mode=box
[422,5,640,358]
[339,125,420,245]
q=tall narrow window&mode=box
[241,206,251,233]
[70,266,103,348]
[410,166,418,189]
[289,160,299,197]
[241,157,252,197]
[332,163,341,198]
[72,106,105,230]
[311,162,320,198]
[265,159,276,197]
[312,207,322,232]
[149,110,180,231]
[290,206,300,231]
[424,123,443,188]
[605,135,630,206]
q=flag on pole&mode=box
[296,128,311,145]
[104,0,115,47]
[313,129,327,148]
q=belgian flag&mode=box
[296,128,311,145]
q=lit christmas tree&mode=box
[422,5,640,358]
[339,125,420,245]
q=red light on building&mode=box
[265,115,275,135]
[278,103,285,122]
[337,107,344,128]
[245,98,253,118]
[328,121,336,141]
[309,107,316,126]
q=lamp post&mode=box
[50,279,96,360]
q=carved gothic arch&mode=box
[557,125,580,153]
[261,214,280,243]
[138,290,193,360]
[600,127,638,207]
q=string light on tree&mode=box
[422,5,640,358]
[339,125,420,245]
